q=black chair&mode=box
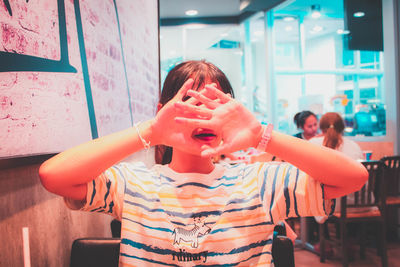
[70,238,121,267]
[71,220,295,267]
[272,222,295,267]
[380,155,400,240]
[110,219,121,238]
[319,161,387,267]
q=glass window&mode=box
[159,24,243,98]
[160,0,386,137]
[262,0,386,137]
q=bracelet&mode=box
[134,122,151,150]
[256,123,273,152]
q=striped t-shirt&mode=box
[75,161,334,266]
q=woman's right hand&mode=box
[151,79,212,153]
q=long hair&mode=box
[293,110,316,129]
[319,112,345,150]
[155,60,235,164]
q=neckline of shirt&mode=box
[154,163,226,184]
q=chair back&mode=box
[380,156,400,199]
[70,238,120,267]
[340,161,385,216]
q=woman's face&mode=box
[302,115,318,139]
[188,78,224,153]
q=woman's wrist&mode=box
[255,123,274,152]
[253,123,265,148]
[135,119,158,148]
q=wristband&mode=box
[134,122,151,150]
[256,124,273,152]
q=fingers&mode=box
[186,88,206,105]
[174,116,211,129]
[175,79,194,101]
[187,90,219,109]
[174,102,212,119]
[204,84,231,104]
[201,142,233,158]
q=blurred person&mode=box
[309,112,363,162]
[311,112,374,244]
[293,110,319,140]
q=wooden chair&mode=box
[380,155,400,240]
[319,161,387,267]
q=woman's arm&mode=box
[39,79,197,200]
[39,120,155,200]
[266,131,367,199]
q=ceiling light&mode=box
[283,16,295,22]
[220,33,229,37]
[353,11,365,18]
[310,25,323,33]
[285,26,293,31]
[184,23,206,29]
[336,29,350,35]
[254,30,264,36]
[311,4,321,19]
[185,9,198,16]
[239,0,251,11]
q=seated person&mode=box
[310,112,376,223]
[293,110,319,140]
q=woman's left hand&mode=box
[174,84,263,157]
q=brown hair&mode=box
[155,60,235,164]
[319,112,345,149]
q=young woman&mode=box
[293,110,319,140]
[309,112,363,160]
[39,60,367,266]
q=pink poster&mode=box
[0,0,160,158]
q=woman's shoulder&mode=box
[342,137,362,148]
[309,136,324,145]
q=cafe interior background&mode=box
[0,0,399,266]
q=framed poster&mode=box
[0,0,160,159]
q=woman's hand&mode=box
[151,79,213,153]
[174,84,263,157]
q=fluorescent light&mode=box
[185,9,198,16]
[184,23,206,29]
[254,30,264,36]
[311,4,321,19]
[311,11,321,19]
[285,26,293,31]
[336,29,350,35]
[310,25,323,33]
[220,33,229,37]
[353,11,365,18]
[239,0,251,11]
[283,16,295,22]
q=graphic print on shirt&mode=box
[172,216,211,248]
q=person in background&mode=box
[293,110,319,140]
[309,112,363,161]
[311,112,364,226]
[310,112,372,257]
[39,61,367,266]
[291,110,319,241]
